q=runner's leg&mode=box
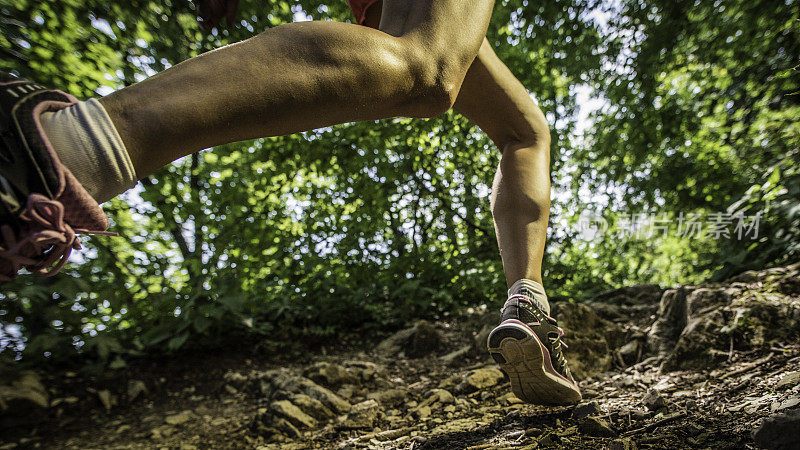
[99,0,495,177]
[362,4,549,288]
[362,2,579,406]
[455,40,550,289]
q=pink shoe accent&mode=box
[497,319,578,388]
[0,194,113,282]
[30,95,109,231]
[0,80,113,282]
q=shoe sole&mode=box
[487,319,582,406]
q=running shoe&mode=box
[0,72,110,283]
[487,295,582,405]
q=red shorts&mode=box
[346,0,381,25]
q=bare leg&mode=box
[99,0,494,177]
[363,8,577,405]
[444,40,552,287]
[488,141,550,287]
[359,3,550,287]
[457,41,551,287]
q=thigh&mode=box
[362,0,494,55]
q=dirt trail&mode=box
[2,263,799,449]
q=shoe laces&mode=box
[0,194,113,282]
[504,295,571,361]
[548,332,570,370]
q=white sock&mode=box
[39,99,137,203]
[508,279,550,315]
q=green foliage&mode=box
[556,0,800,292]
[0,0,797,366]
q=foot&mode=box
[0,72,109,282]
[487,295,582,405]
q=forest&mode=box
[1,0,798,448]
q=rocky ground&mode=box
[2,263,800,449]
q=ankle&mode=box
[508,278,550,315]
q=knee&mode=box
[393,43,475,118]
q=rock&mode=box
[457,368,505,393]
[375,320,442,358]
[659,288,734,370]
[150,425,175,440]
[252,405,305,440]
[345,361,381,382]
[581,388,599,399]
[271,418,301,438]
[211,417,228,427]
[553,302,627,378]
[367,389,407,407]
[618,340,642,366]
[96,389,115,411]
[753,409,800,450]
[654,285,800,371]
[303,362,357,388]
[299,378,351,414]
[0,370,48,410]
[372,427,414,441]
[776,371,800,390]
[572,401,601,419]
[525,427,543,437]
[289,394,335,421]
[407,320,441,358]
[498,392,523,406]
[127,380,147,402]
[411,436,428,445]
[772,396,800,412]
[578,417,617,437]
[338,399,381,429]
[430,418,477,436]
[438,374,462,391]
[256,370,297,398]
[337,386,355,399]
[776,276,800,295]
[731,270,760,283]
[642,390,666,411]
[441,345,472,366]
[425,389,455,406]
[414,405,431,419]
[223,371,248,389]
[270,400,317,429]
[647,288,690,357]
[165,410,193,426]
[683,423,702,437]
[473,324,493,356]
[593,284,664,305]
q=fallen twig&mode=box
[622,412,687,437]
[718,353,774,380]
